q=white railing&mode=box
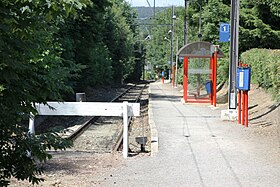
[29,101,140,158]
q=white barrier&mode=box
[29,101,140,158]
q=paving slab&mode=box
[101,81,280,187]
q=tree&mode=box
[103,0,137,84]
[0,0,91,185]
[59,0,139,90]
[58,0,113,91]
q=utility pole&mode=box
[228,0,240,109]
[184,0,188,45]
[169,5,175,82]
[175,37,179,87]
[153,0,155,18]
[197,2,202,41]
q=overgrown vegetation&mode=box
[0,0,91,185]
[0,0,140,185]
[59,0,141,90]
[241,49,280,101]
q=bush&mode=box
[241,48,280,101]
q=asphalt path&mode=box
[101,81,280,187]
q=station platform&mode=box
[102,81,280,187]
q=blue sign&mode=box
[236,67,251,91]
[219,23,230,42]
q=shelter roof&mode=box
[177,41,224,58]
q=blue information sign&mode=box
[219,23,230,42]
[236,67,251,91]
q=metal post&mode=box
[237,90,241,124]
[172,65,175,87]
[213,45,218,107]
[183,57,188,102]
[123,101,128,158]
[242,91,245,125]
[184,0,188,45]
[197,2,202,40]
[153,0,155,18]
[169,5,175,82]
[210,56,214,105]
[229,0,240,109]
[245,91,249,127]
[175,37,179,87]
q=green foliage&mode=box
[103,0,137,84]
[0,128,72,186]
[60,0,139,89]
[59,1,112,90]
[239,8,280,52]
[245,0,280,17]
[241,49,280,101]
[0,0,91,185]
[143,0,280,84]
[133,7,168,19]
[1,0,140,183]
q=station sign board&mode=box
[236,67,251,91]
[219,23,230,42]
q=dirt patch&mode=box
[216,83,280,137]
[10,152,124,187]
[247,85,280,136]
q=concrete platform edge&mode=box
[148,86,158,156]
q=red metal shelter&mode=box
[176,42,224,106]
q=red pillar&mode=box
[210,57,214,105]
[183,57,188,102]
[172,65,175,87]
[237,90,241,124]
[244,91,249,127]
[242,91,245,125]
[213,48,218,107]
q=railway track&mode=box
[72,82,149,153]
[38,82,149,153]
[112,83,148,152]
[65,85,137,141]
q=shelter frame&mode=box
[177,41,224,106]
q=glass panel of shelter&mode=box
[188,58,212,99]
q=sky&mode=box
[126,0,184,7]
